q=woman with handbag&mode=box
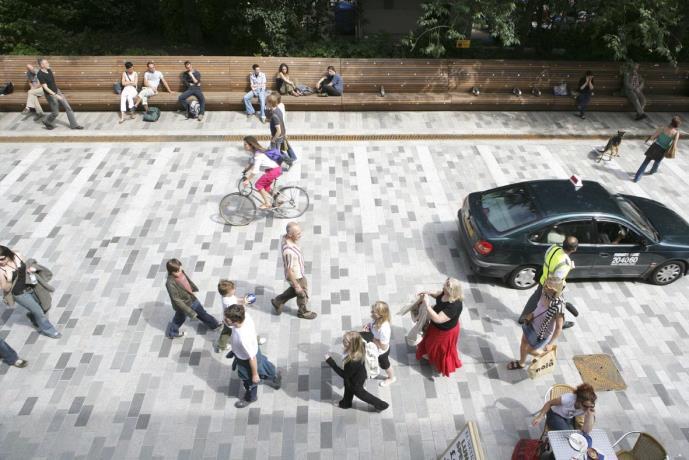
[633,116,681,182]
[415,277,463,377]
[119,62,139,123]
[0,246,61,339]
[507,276,564,370]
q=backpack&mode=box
[0,81,14,95]
[187,100,201,119]
[263,148,284,164]
[143,107,161,122]
[363,341,380,378]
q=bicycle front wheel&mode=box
[273,186,310,219]
[219,193,257,226]
[237,177,252,196]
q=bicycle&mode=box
[219,176,310,226]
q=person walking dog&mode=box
[633,116,681,183]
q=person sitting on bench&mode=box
[317,66,343,97]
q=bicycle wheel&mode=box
[273,186,309,219]
[237,177,252,196]
[219,193,257,226]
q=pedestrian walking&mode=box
[508,277,565,371]
[214,279,266,353]
[164,258,220,338]
[224,304,281,408]
[633,116,681,183]
[518,236,578,327]
[36,58,83,130]
[0,336,28,368]
[360,301,396,387]
[271,222,317,319]
[0,246,61,339]
[575,71,594,119]
[624,63,647,121]
[325,331,389,411]
[415,277,463,377]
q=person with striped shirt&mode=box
[271,222,317,320]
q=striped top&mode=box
[281,236,305,280]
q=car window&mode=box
[596,221,643,245]
[616,196,657,240]
[541,220,596,244]
[480,185,541,233]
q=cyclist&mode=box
[242,136,282,209]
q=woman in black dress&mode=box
[325,331,389,411]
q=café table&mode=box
[547,429,619,460]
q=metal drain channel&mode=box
[0,133,649,143]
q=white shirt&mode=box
[551,392,585,419]
[144,70,163,89]
[250,152,280,175]
[368,320,391,352]
[230,313,258,360]
[221,295,238,312]
[278,102,287,123]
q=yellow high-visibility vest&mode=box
[539,244,573,285]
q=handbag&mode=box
[665,141,677,159]
[553,83,568,96]
[143,107,161,122]
[527,345,557,379]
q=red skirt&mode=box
[416,322,462,377]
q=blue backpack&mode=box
[263,148,284,164]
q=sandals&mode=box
[507,360,525,370]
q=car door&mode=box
[593,219,654,276]
[528,219,599,277]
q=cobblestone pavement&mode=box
[1,117,688,459]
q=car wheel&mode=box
[650,261,685,286]
[507,266,539,289]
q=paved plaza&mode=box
[1,111,689,459]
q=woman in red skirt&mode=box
[415,277,463,376]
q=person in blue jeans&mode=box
[164,258,220,338]
[0,245,61,339]
[243,64,267,122]
[317,66,344,96]
[633,116,681,182]
[0,336,28,368]
[532,382,597,431]
[224,304,281,408]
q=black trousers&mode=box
[178,86,205,114]
[340,383,388,410]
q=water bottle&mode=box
[244,293,256,304]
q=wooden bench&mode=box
[1,55,687,112]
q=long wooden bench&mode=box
[1,55,687,112]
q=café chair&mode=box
[612,431,668,460]
[536,384,584,440]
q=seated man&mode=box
[178,60,205,121]
[546,227,566,244]
[317,66,343,97]
[22,63,44,119]
[243,64,267,122]
[134,61,174,112]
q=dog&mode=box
[597,130,626,159]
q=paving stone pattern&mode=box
[1,135,689,459]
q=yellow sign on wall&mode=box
[456,39,471,49]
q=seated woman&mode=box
[531,382,597,432]
[241,136,282,209]
[277,64,303,96]
[507,276,564,370]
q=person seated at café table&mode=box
[532,382,597,432]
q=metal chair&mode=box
[612,432,669,460]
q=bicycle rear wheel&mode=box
[219,193,257,226]
[273,186,309,219]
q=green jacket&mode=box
[165,272,199,319]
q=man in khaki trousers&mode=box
[22,63,44,119]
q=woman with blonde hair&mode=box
[507,276,565,370]
[325,331,389,411]
[415,277,463,376]
[361,301,395,387]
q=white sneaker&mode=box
[213,342,230,353]
[257,336,267,345]
[379,377,397,387]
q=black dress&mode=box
[326,357,388,410]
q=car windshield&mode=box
[616,196,658,240]
[479,185,541,232]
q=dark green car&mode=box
[457,179,689,289]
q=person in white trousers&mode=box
[119,62,138,123]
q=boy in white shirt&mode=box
[215,279,266,353]
[225,304,281,408]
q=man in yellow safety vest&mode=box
[518,236,578,326]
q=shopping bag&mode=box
[527,345,557,379]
